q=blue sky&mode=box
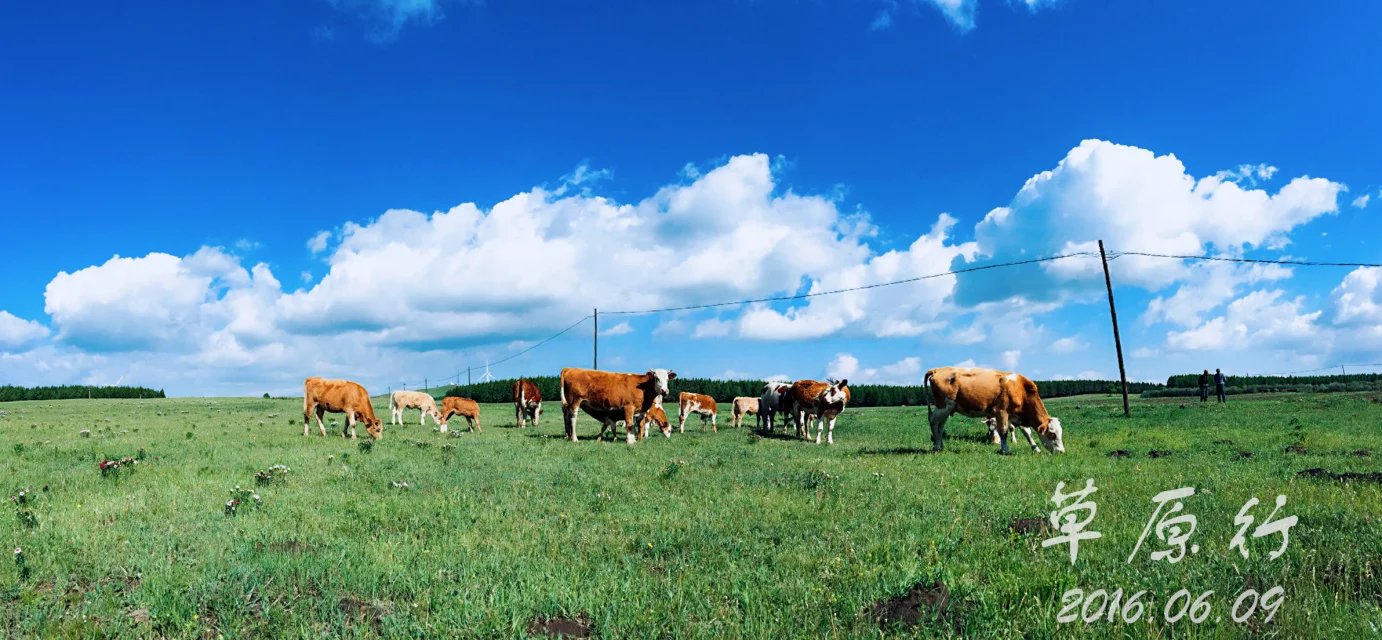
[2,0,1380,396]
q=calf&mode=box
[560,367,675,444]
[390,390,441,426]
[513,379,543,428]
[925,366,1064,454]
[438,396,482,433]
[303,377,383,439]
[589,405,670,441]
[787,379,850,445]
[677,391,719,432]
[731,397,759,429]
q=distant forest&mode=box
[1145,372,1382,398]
[0,385,166,402]
[441,376,1163,408]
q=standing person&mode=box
[1214,368,1227,403]
[1198,369,1210,402]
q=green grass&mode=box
[1,393,1380,638]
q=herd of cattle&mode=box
[300,365,1067,454]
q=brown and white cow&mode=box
[303,377,383,440]
[731,397,759,429]
[924,366,1064,454]
[390,390,441,426]
[513,379,543,428]
[677,391,719,432]
[559,367,675,444]
[589,405,670,441]
[787,379,850,445]
[438,396,481,434]
[758,382,792,432]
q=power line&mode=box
[487,315,593,368]
[1110,251,1382,269]
[602,252,1101,316]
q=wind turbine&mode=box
[478,360,495,383]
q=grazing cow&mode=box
[731,397,759,429]
[589,405,671,441]
[925,366,1065,454]
[390,390,441,426]
[677,392,719,432]
[303,377,382,440]
[513,379,543,428]
[758,382,792,431]
[787,379,851,445]
[438,396,482,433]
[560,367,676,444]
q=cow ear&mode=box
[668,371,677,380]
[838,379,848,388]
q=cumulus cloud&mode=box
[307,230,332,254]
[960,140,1343,306]
[0,311,50,352]
[826,353,922,384]
[1165,290,1323,353]
[1048,336,1086,354]
[1333,267,1382,325]
[599,322,633,337]
[1353,193,1372,209]
[1142,261,1292,327]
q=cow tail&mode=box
[923,370,933,423]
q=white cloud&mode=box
[307,230,332,254]
[826,353,921,384]
[0,311,50,352]
[1048,336,1086,354]
[692,318,732,338]
[1214,163,1279,187]
[1000,349,1021,370]
[328,0,447,43]
[1353,193,1372,209]
[1333,267,1382,325]
[599,322,633,337]
[961,140,1343,307]
[1165,289,1323,353]
[1142,261,1292,327]
[736,213,975,340]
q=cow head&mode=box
[366,416,383,440]
[1040,417,1065,454]
[647,369,676,398]
[821,379,849,405]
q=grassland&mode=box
[1,392,1380,638]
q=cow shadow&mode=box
[752,429,806,442]
[857,446,937,456]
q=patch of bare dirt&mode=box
[339,595,393,633]
[1353,449,1372,457]
[1284,442,1308,455]
[1297,468,1382,484]
[867,581,959,631]
[1147,450,1172,459]
[526,613,595,638]
[1234,450,1255,460]
[1008,517,1049,537]
[1107,450,1132,459]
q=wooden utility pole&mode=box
[467,367,471,386]
[593,308,599,370]
[1099,240,1131,417]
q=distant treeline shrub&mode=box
[442,376,1160,408]
[1144,380,1382,398]
[0,385,166,402]
[1165,372,1382,388]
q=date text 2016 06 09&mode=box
[1057,586,1284,625]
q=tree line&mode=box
[441,376,1161,407]
[1165,372,1382,388]
[0,385,166,402]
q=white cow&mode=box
[757,382,792,432]
[390,390,442,426]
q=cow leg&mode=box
[315,406,328,437]
[711,412,717,433]
[995,412,1011,454]
[677,405,688,433]
[533,405,541,427]
[928,404,951,451]
[345,411,357,439]
[564,401,580,442]
[622,406,637,444]
[303,402,313,437]
[438,411,450,434]
[1017,424,1040,451]
[814,414,824,445]
[823,414,836,445]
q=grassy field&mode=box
[1,392,1381,638]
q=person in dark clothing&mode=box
[1214,368,1227,403]
[1198,369,1210,402]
